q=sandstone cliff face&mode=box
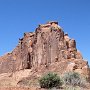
[0,21,89,76]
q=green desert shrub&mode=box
[39,72,63,89]
[63,72,85,87]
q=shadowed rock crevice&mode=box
[26,53,32,69]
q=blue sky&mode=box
[0,0,90,64]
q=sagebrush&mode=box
[63,72,85,86]
[39,72,63,89]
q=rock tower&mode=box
[0,21,89,76]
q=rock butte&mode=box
[0,21,89,77]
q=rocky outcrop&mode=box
[0,21,89,76]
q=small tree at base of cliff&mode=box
[39,72,63,89]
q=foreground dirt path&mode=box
[0,87,47,90]
[0,87,90,90]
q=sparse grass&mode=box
[17,77,39,87]
[63,72,86,87]
[64,86,80,90]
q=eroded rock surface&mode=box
[0,21,89,76]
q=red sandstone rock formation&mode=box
[0,21,89,76]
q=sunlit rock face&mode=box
[0,21,89,76]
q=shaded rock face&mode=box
[0,21,89,76]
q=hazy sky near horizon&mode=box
[0,0,90,64]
